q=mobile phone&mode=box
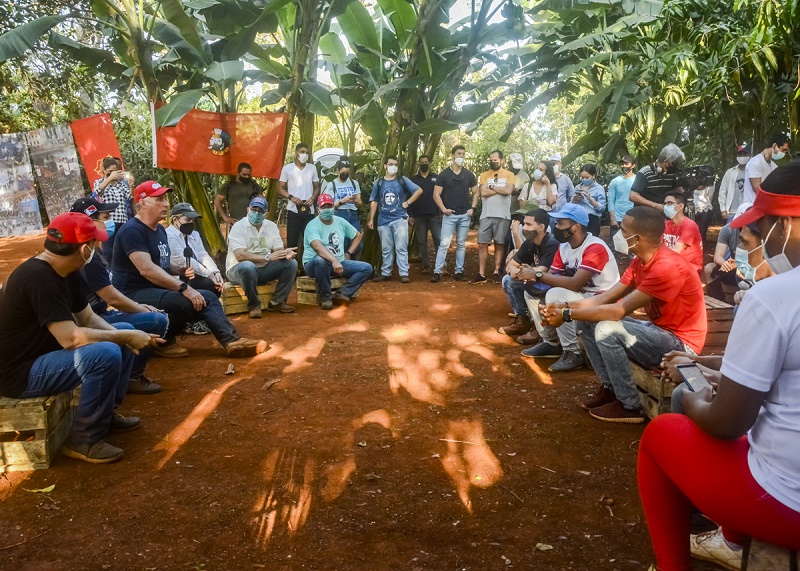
[675,363,712,392]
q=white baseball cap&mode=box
[509,153,523,169]
[549,153,562,162]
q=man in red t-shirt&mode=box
[662,191,703,271]
[541,206,707,424]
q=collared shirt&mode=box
[166,225,219,277]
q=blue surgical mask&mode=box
[581,178,592,186]
[663,205,677,219]
[319,208,335,221]
[248,210,265,225]
[104,219,115,238]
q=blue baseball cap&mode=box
[249,196,268,211]
[549,203,589,227]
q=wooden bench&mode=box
[220,282,275,315]
[295,276,353,305]
[1,391,74,472]
[744,538,799,570]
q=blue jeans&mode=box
[577,317,686,410]
[502,274,543,317]
[303,256,373,302]
[101,310,168,378]
[335,209,362,258]
[377,218,409,277]
[129,287,238,346]
[227,259,298,309]
[435,213,470,274]
[20,324,135,445]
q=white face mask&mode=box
[298,153,308,164]
[772,147,786,161]
[736,156,749,166]
[553,164,561,174]
[454,156,465,167]
[613,230,636,255]
[387,165,398,175]
[82,245,96,265]
[533,169,543,181]
[762,219,795,274]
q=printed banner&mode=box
[70,113,122,187]
[0,133,42,236]
[155,108,288,179]
[26,125,85,220]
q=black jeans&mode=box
[587,214,601,237]
[188,276,221,298]
[287,210,316,250]
[413,214,442,267]
[695,210,713,244]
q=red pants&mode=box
[637,414,800,571]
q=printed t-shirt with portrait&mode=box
[111,217,172,295]
[478,168,515,220]
[662,217,703,271]
[280,163,319,214]
[0,258,88,397]
[323,178,360,211]
[302,216,358,266]
[549,234,619,294]
[437,167,477,215]
[620,246,707,353]
[226,217,284,272]
[369,176,419,227]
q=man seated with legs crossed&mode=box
[71,197,175,395]
[112,181,265,357]
[540,206,707,423]
[0,213,160,463]
[521,203,620,373]
[303,194,372,310]
[226,197,298,319]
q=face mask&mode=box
[82,245,95,265]
[736,156,749,166]
[240,175,252,181]
[454,157,465,167]
[656,165,664,174]
[179,222,194,236]
[762,219,794,274]
[419,164,429,173]
[553,225,574,243]
[734,246,763,282]
[319,207,335,221]
[490,162,501,171]
[522,229,538,241]
[298,153,308,164]
[104,220,115,239]
[553,164,561,174]
[772,147,785,161]
[387,165,398,175]
[533,169,543,181]
[339,173,349,181]
[248,211,265,225]
[581,178,592,186]
[663,205,677,219]
[622,166,632,174]
[613,230,637,255]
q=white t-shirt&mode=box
[720,265,800,513]
[550,234,619,294]
[743,153,777,204]
[225,217,284,272]
[280,163,319,214]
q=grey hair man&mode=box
[630,144,686,211]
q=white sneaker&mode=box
[689,527,742,571]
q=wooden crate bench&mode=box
[744,538,799,570]
[631,362,673,420]
[0,390,74,472]
[221,282,275,315]
[295,276,354,305]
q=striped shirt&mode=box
[631,164,679,204]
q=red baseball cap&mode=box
[133,180,172,203]
[732,163,800,228]
[317,194,334,207]
[47,212,108,243]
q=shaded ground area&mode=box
[0,232,718,570]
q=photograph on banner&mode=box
[26,124,85,220]
[0,132,42,237]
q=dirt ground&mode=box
[0,232,719,571]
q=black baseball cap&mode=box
[620,155,636,164]
[70,197,120,219]
[170,202,202,219]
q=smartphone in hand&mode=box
[676,364,713,392]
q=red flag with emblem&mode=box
[69,113,123,186]
[154,109,288,179]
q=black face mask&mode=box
[511,167,520,175]
[339,173,349,181]
[179,222,194,236]
[622,166,632,174]
[553,225,575,243]
[490,162,501,171]
[419,164,429,173]
[240,175,252,182]
[522,229,538,241]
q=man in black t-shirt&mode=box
[498,209,559,342]
[431,145,479,282]
[409,154,442,273]
[214,162,264,224]
[0,212,159,464]
[113,181,266,358]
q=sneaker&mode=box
[499,315,532,337]
[62,440,124,464]
[225,338,268,358]
[110,413,141,432]
[154,343,189,358]
[372,275,391,282]
[267,301,295,314]
[469,274,487,284]
[421,266,431,274]
[548,351,584,373]
[521,341,563,358]
[320,299,334,310]
[249,308,263,319]
[492,272,502,284]
[589,399,646,424]
[332,292,351,306]
[454,273,467,282]
[399,276,410,283]
[127,375,162,395]
[515,330,541,345]
[190,321,211,335]
[579,385,616,410]
[689,527,742,571]
[430,273,441,283]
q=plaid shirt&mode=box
[93,177,131,224]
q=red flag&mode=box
[70,113,122,186]
[155,109,288,179]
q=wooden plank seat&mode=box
[220,282,276,315]
[630,361,672,420]
[295,276,355,305]
[744,538,799,570]
[0,391,74,472]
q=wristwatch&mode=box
[562,307,573,322]
[535,271,544,281]
[178,282,188,292]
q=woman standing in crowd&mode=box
[520,160,556,211]
[572,164,606,236]
[93,156,133,264]
[323,157,363,257]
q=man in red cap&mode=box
[111,181,266,357]
[0,212,159,463]
[302,194,372,310]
